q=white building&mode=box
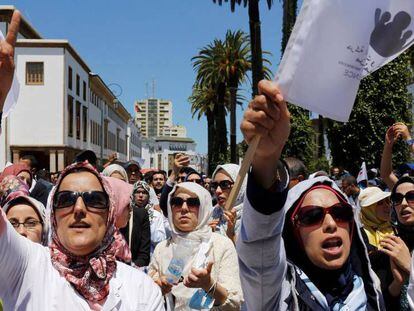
[135,98,187,138]
[141,136,207,173]
[0,7,142,171]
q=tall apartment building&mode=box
[134,98,188,138]
[0,6,142,171]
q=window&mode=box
[82,106,88,142]
[83,81,87,101]
[104,120,109,148]
[76,101,81,140]
[68,66,73,90]
[68,95,74,137]
[26,62,44,85]
[76,75,80,96]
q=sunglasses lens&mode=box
[83,192,108,209]
[186,197,201,208]
[298,207,324,226]
[405,191,414,203]
[54,191,76,209]
[331,204,354,222]
[170,197,184,207]
[392,193,405,205]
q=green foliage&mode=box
[282,105,316,166]
[307,156,330,174]
[326,52,413,175]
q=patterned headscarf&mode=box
[130,181,154,220]
[0,175,30,207]
[49,162,117,302]
[0,163,32,183]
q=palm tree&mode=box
[212,0,274,97]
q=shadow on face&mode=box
[213,169,234,208]
[298,189,351,270]
[54,171,108,256]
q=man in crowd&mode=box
[150,170,166,200]
[124,160,143,185]
[341,175,360,207]
[285,157,307,189]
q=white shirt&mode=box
[0,210,164,311]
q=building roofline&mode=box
[0,6,42,39]
[154,136,195,143]
[16,39,91,73]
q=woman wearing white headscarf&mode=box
[148,182,243,310]
[102,164,129,182]
[209,164,246,242]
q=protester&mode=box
[381,123,414,190]
[0,160,162,309]
[104,176,134,264]
[341,175,361,207]
[209,164,244,243]
[204,177,212,192]
[285,157,308,189]
[131,181,167,254]
[238,80,384,310]
[0,163,32,187]
[102,163,129,183]
[151,170,167,199]
[148,182,243,310]
[124,160,143,184]
[185,170,203,185]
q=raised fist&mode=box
[370,9,413,57]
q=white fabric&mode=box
[0,211,164,310]
[102,164,128,183]
[149,187,160,206]
[276,0,414,122]
[0,30,20,118]
[149,208,167,253]
[357,162,368,183]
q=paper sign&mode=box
[276,0,414,122]
[0,29,20,118]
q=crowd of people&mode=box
[3,10,414,311]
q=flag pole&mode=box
[224,136,260,211]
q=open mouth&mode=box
[322,237,343,250]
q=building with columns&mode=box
[0,6,142,171]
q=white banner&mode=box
[276,0,414,122]
[0,29,20,118]
[357,162,368,183]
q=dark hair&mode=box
[20,155,38,170]
[179,167,195,175]
[35,169,51,182]
[341,175,357,186]
[285,157,308,179]
[151,171,167,182]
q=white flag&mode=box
[276,0,414,122]
[0,29,20,118]
[357,162,368,184]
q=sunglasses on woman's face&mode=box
[187,178,202,185]
[53,191,109,212]
[391,190,414,206]
[210,180,234,191]
[294,203,354,227]
[170,197,200,211]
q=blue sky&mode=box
[10,0,291,153]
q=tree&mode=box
[213,0,274,96]
[326,52,413,175]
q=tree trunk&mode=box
[229,85,237,163]
[206,110,215,174]
[248,0,263,97]
[282,0,298,53]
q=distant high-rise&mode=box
[134,98,186,138]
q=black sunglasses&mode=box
[170,197,201,209]
[391,190,414,205]
[294,203,354,227]
[210,180,234,191]
[53,191,109,211]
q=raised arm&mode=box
[237,80,291,310]
[0,10,21,110]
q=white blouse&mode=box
[0,210,164,311]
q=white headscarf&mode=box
[167,182,213,243]
[102,164,128,183]
[212,163,247,206]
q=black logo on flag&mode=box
[370,8,414,57]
